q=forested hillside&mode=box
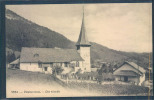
[5,9,152,70]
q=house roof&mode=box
[10,58,20,65]
[76,9,91,46]
[125,61,146,73]
[20,47,84,63]
[114,70,139,77]
[114,61,146,74]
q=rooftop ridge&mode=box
[21,47,76,50]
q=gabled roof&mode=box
[114,61,146,74]
[10,58,20,65]
[125,61,146,74]
[20,47,84,63]
[76,8,91,46]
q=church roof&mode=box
[76,8,91,46]
[20,47,84,63]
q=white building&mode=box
[76,9,91,72]
[113,61,146,85]
[19,10,91,74]
[20,48,84,74]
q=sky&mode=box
[6,3,152,53]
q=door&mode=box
[44,67,48,71]
[124,76,128,82]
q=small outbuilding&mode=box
[9,58,20,69]
[113,61,146,85]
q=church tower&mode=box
[76,7,91,72]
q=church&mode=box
[19,10,91,74]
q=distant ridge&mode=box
[5,9,152,69]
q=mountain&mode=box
[5,9,152,70]
[6,10,75,51]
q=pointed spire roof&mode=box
[76,6,91,46]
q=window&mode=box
[34,53,39,57]
[38,63,42,68]
[119,76,121,81]
[44,67,48,71]
[76,61,79,67]
[60,63,62,66]
[65,62,68,67]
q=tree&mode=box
[76,68,82,74]
[52,65,63,76]
[98,63,109,75]
[113,63,118,69]
[10,52,16,62]
[97,75,103,84]
[44,42,51,48]
[107,63,113,73]
[7,51,16,63]
[6,51,11,63]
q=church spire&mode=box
[76,6,91,46]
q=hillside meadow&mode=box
[5,9,152,70]
[6,68,149,97]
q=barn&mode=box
[113,61,146,85]
[20,47,84,74]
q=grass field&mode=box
[6,68,149,97]
[6,68,98,97]
[65,81,149,96]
